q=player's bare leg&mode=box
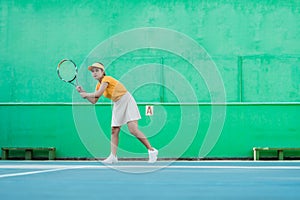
[127,121,152,150]
[111,126,121,156]
[102,126,120,164]
[127,120,158,163]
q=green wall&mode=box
[1,103,299,159]
[0,0,299,159]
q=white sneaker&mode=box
[148,148,158,163]
[102,153,118,164]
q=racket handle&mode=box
[76,86,85,92]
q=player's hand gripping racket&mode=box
[57,59,78,87]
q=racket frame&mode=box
[57,59,78,86]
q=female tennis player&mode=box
[76,62,158,164]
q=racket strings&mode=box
[58,61,77,82]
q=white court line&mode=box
[0,165,77,169]
[2,160,300,163]
[1,164,300,178]
[1,164,300,170]
[0,168,74,178]
[81,165,300,170]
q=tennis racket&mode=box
[57,59,78,86]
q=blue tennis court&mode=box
[1,161,300,200]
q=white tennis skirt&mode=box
[111,92,141,127]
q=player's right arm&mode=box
[76,83,108,104]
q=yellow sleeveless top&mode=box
[95,76,127,102]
